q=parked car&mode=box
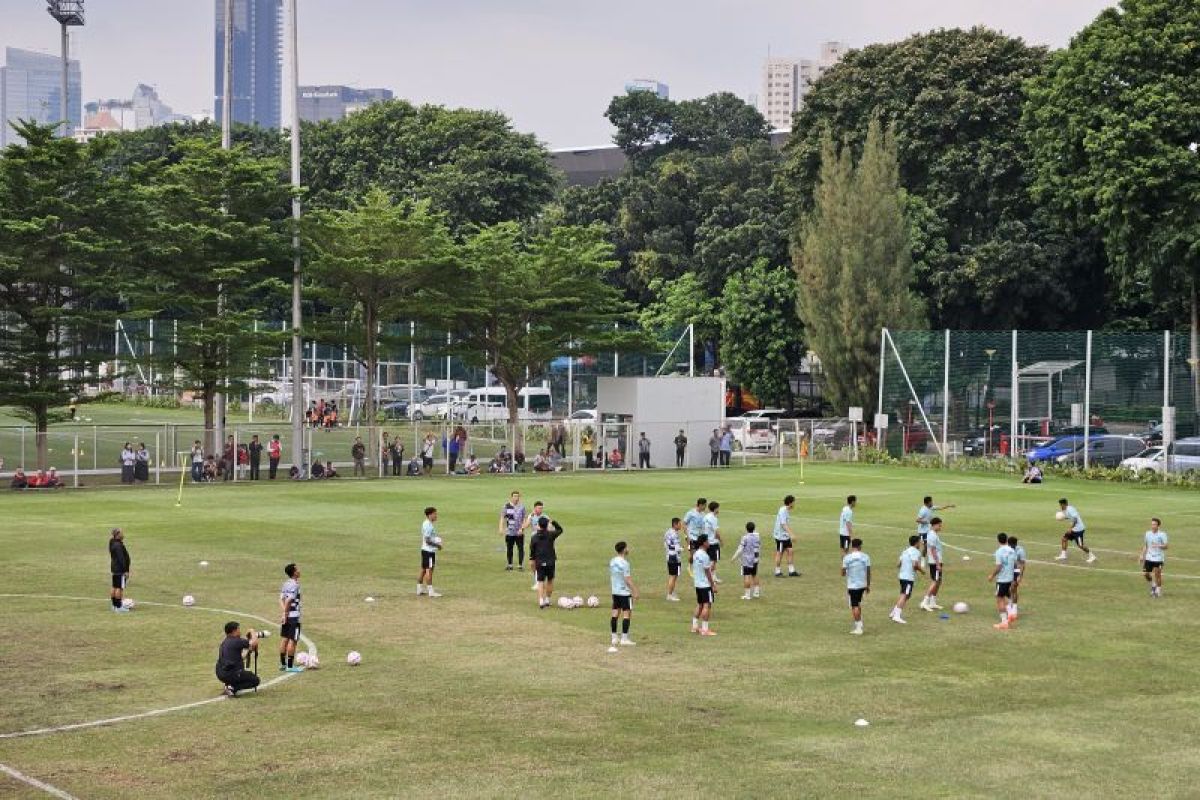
[454,386,553,423]
[379,399,412,420]
[741,409,786,421]
[1026,436,1090,463]
[1144,420,1198,445]
[411,390,470,421]
[962,424,1009,457]
[724,418,777,451]
[563,408,598,430]
[1122,445,1166,475]
[811,420,852,446]
[1165,436,1200,473]
[1059,435,1147,467]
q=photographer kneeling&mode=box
[215,621,262,697]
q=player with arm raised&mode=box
[1056,498,1096,563]
[916,496,954,563]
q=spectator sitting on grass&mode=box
[1023,464,1043,484]
[311,460,326,479]
[44,467,62,488]
[513,449,527,473]
[202,456,219,482]
[10,468,28,489]
[407,456,423,476]
[533,449,551,472]
[288,465,301,480]
[488,454,505,474]
[608,447,624,468]
[324,461,339,479]
[465,454,481,476]
[548,449,563,472]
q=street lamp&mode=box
[45,1,84,137]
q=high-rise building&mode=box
[80,84,188,141]
[297,85,393,123]
[0,47,82,147]
[624,79,669,100]
[213,0,283,129]
[760,41,848,131]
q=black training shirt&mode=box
[529,521,563,565]
[109,539,131,574]
[215,636,249,676]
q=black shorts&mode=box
[688,539,699,552]
[611,594,631,611]
[847,588,866,608]
[898,579,914,597]
[667,557,681,577]
[280,620,301,642]
[919,532,928,543]
[422,456,434,468]
[695,587,714,606]
[1013,569,1023,583]
[536,563,556,581]
[1066,529,1086,544]
[111,574,126,590]
[742,564,758,577]
[709,544,721,562]
[928,563,943,582]
[839,535,850,550]
[995,582,1012,599]
[775,538,792,552]
[1143,560,1164,573]
[421,550,437,570]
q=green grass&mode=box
[2,464,1198,798]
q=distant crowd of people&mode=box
[305,399,340,429]
[9,465,63,490]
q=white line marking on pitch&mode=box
[0,762,78,799]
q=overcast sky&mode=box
[4,0,1114,148]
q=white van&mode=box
[456,386,553,423]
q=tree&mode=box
[605,91,771,169]
[1024,0,1200,410]
[794,121,924,413]
[0,122,132,469]
[436,223,636,428]
[306,189,455,424]
[782,27,1104,329]
[129,137,291,450]
[719,259,805,408]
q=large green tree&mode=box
[794,121,924,413]
[306,189,456,424]
[0,122,133,469]
[719,259,805,409]
[783,27,1103,329]
[605,90,772,169]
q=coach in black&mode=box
[248,435,263,480]
[530,516,564,609]
[109,528,131,612]
[216,621,262,697]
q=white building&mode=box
[624,78,669,100]
[761,41,848,131]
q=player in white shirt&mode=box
[841,538,871,635]
[663,517,684,601]
[1140,517,1168,598]
[919,517,945,611]
[683,498,707,558]
[838,496,856,555]
[417,506,443,597]
[987,532,1018,630]
[1056,498,1096,563]
[1008,536,1026,620]
[608,541,638,650]
[915,495,954,563]
[732,521,762,600]
[703,502,723,583]
[773,495,800,577]
[690,535,718,636]
[890,535,924,624]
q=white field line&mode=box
[0,762,78,799]
[0,594,317,741]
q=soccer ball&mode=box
[1055,510,1067,521]
[199,560,209,568]
[295,652,310,667]
[586,596,600,608]
[433,536,443,547]
[182,595,195,607]
[346,650,362,666]
[952,601,970,614]
[306,654,320,670]
[121,598,135,609]
[572,595,584,607]
[557,596,572,609]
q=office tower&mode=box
[0,46,82,147]
[214,0,283,128]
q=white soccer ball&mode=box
[294,652,310,667]
[586,596,600,608]
[199,560,209,568]
[306,654,320,670]
[953,601,970,614]
[854,718,870,728]
[364,596,375,604]
[572,595,584,607]
[121,598,135,609]
[962,555,971,561]
[1055,510,1067,521]
[557,596,572,609]
[182,595,195,607]
[346,650,362,666]
[433,536,443,546]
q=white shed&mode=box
[597,376,725,468]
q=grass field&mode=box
[2,464,1198,799]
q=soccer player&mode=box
[704,501,722,582]
[1056,498,1097,563]
[987,532,1018,630]
[530,516,564,609]
[499,490,527,571]
[608,541,638,651]
[890,535,924,624]
[915,496,954,561]
[1141,517,1168,598]
[841,538,871,635]
[108,527,131,613]
[684,497,706,557]
[417,506,443,597]
[279,563,305,672]
[773,495,800,577]
[690,535,717,636]
[733,521,762,600]
[839,496,857,554]
[1008,536,1026,620]
[664,517,684,601]
[525,500,547,590]
[919,517,945,611]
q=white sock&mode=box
[1011,603,1018,615]
[891,606,900,617]
[788,566,796,574]
[999,611,1008,622]
[701,620,709,632]
[854,620,862,630]
[1059,550,1067,557]
[416,584,424,595]
[692,617,699,628]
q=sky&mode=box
[3,0,1116,148]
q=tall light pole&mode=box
[45,1,84,137]
[286,0,306,478]
[213,0,234,458]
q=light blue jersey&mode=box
[774,505,792,541]
[692,550,713,589]
[1065,505,1085,533]
[925,529,943,564]
[839,505,854,537]
[994,545,1017,583]
[898,546,922,581]
[843,551,871,590]
[916,505,934,535]
[1144,530,1168,563]
[703,512,720,544]
[684,508,704,541]
[1014,545,1027,571]
[421,519,439,553]
[609,556,632,596]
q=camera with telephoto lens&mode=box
[245,628,270,641]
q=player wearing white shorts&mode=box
[1056,498,1096,563]
[839,496,857,555]
[733,521,762,600]
[919,517,945,611]
[773,495,800,577]
[841,538,871,635]
[987,533,1017,630]
[1141,517,1168,598]
[890,535,924,624]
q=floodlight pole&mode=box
[46,2,84,136]
[287,0,306,478]
[214,0,233,457]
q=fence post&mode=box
[942,329,950,465]
[20,426,26,470]
[92,425,98,470]
[877,327,887,443]
[1083,330,1093,469]
[1010,330,1019,462]
[155,431,162,485]
[1164,330,1172,480]
[73,434,80,488]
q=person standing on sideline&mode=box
[674,429,688,468]
[690,535,717,636]
[1056,498,1096,563]
[719,427,734,467]
[119,442,135,484]
[582,427,596,469]
[421,434,436,476]
[391,436,405,476]
[842,538,871,635]
[500,490,528,571]
[109,527,131,612]
[839,496,857,554]
[919,517,946,611]
[1141,517,1168,598]
[448,429,462,474]
[530,516,564,609]
[733,521,763,600]
[222,435,235,481]
[684,497,707,558]
[890,535,924,624]
[248,435,263,480]
[664,517,684,601]
[708,429,721,468]
[279,563,305,672]
[637,432,652,469]
[133,443,150,483]
[773,494,800,577]
[268,434,282,480]
[351,437,366,477]
[703,501,723,583]
[916,496,954,562]
[215,622,262,697]
[417,506,443,597]
[608,541,638,651]
[1008,536,1026,620]
[987,532,1018,630]
[190,440,204,482]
